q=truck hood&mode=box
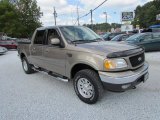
[76,41,139,56]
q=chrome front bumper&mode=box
[99,62,149,91]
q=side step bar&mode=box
[32,67,69,82]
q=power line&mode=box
[54,0,108,25]
[79,12,90,19]
[92,0,108,11]
[77,0,108,27]
[79,0,108,19]
[57,11,86,17]
[74,20,78,25]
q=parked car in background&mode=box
[98,32,105,36]
[99,32,110,38]
[141,28,160,33]
[102,32,126,41]
[151,28,160,32]
[149,24,160,29]
[0,39,17,49]
[132,29,144,33]
[111,34,134,42]
[16,38,31,44]
[125,32,160,52]
[0,46,8,54]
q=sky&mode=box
[37,0,153,26]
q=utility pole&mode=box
[90,9,93,29]
[77,5,80,26]
[78,0,108,28]
[53,7,57,25]
[103,12,107,23]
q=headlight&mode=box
[104,58,127,70]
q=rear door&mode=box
[42,28,66,76]
[30,30,46,68]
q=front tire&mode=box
[22,57,35,74]
[73,69,103,104]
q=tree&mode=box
[133,0,160,28]
[0,0,42,38]
[16,0,42,37]
[0,0,24,37]
[84,23,120,32]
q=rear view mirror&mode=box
[51,38,60,45]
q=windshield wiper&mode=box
[71,40,94,43]
[71,39,103,43]
[91,38,103,41]
[69,38,103,45]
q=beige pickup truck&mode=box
[18,26,149,104]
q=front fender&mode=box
[65,52,105,78]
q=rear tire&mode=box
[73,69,103,104]
[22,57,35,74]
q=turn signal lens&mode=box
[104,59,127,70]
[104,59,116,69]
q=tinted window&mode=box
[144,34,152,41]
[111,35,122,41]
[126,34,144,41]
[34,30,45,44]
[153,32,160,39]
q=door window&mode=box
[47,29,60,45]
[34,30,45,44]
[153,33,160,39]
[143,34,152,41]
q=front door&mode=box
[43,28,66,76]
[137,34,153,51]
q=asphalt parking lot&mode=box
[0,51,160,120]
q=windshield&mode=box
[59,26,102,43]
[126,34,144,41]
[102,33,110,39]
[111,34,122,41]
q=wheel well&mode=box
[20,53,25,59]
[71,64,97,79]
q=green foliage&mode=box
[133,0,160,28]
[84,23,121,32]
[0,0,41,38]
[16,0,42,37]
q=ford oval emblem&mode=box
[138,57,142,61]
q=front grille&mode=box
[129,53,145,67]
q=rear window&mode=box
[34,30,45,44]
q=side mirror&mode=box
[51,38,60,45]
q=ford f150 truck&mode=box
[18,26,149,104]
